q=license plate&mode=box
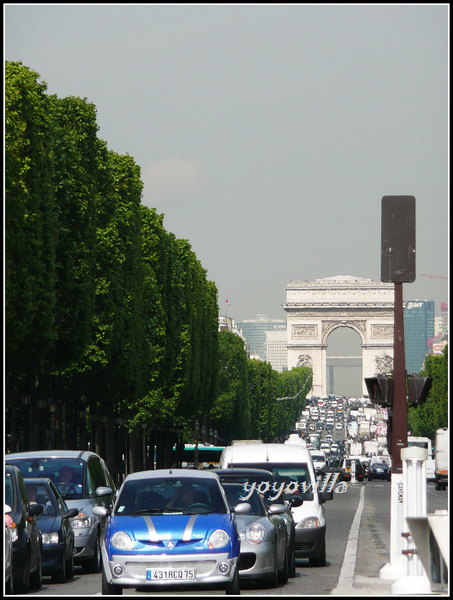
[147,568,196,581]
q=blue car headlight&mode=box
[208,529,230,549]
[111,531,134,550]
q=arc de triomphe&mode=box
[283,276,394,397]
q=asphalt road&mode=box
[26,479,448,596]
[24,480,365,596]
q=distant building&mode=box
[403,300,435,373]
[218,316,245,341]
[440,302,448,336]
[428,302,448,356]
[237,314,286,361]
[266,329,288,372]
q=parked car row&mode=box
[5,447,309,595]
[4,450,116,594]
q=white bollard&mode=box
[380,472,405,581]
[391,446,433,595]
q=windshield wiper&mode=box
[134,507,189,515]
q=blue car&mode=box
[93,469,250,595]
[24,478,79,583]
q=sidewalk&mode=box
[331,482,395,595]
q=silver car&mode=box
[222,483,289,587]
[5,450,115,573]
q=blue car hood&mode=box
[105,512,237,556]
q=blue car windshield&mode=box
[6,458,85,500]
[115,477,228,515]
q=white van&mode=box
[219,442,332,566]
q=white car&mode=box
[220,443,333,567]
[309,451,327,475]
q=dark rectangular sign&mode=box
[381,195,416,282]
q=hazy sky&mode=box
[5,4,449,324]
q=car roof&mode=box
[222,442,312,462]
[123,468,221,482]
[213,468,274,476]
[6,450,100,461]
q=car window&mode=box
[26,483,56,515]
[4,472,15,509]
[18,473,30,513]
[49,481,69,514]
[223,484,266,516]
[101,461,116,491]
[251,462,314,500]
[87,457,105,494]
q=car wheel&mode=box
[309,537,326,567]
[30,545,43,590]
[102,567,122,595]
[52,552,66,583]
[65,545,75,580]
[225,565,240,595]
[15,551,30,594]
[84,531,102,573]
[278,542,289,585]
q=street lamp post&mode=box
[201,423,207,445]
[194,420,199,469]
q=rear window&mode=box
[222,484,266,516]
[228,462,314,501]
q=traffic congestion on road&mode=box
[4,395,448,595]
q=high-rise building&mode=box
[440,302,448,335]
[403,300,435,373]
[237,314,286,361]
[266,329,288,372]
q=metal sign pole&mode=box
[392,281,407,473]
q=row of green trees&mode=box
[408,346,448,440]
[5,61,218,473]
[5,61,310,482]
[214,331,311,443]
